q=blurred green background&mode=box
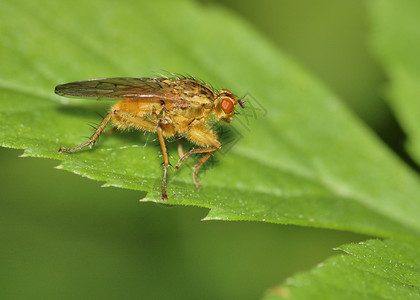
[1,0,396,299]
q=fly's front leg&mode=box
[157,124,170,200]
[192,148,218,190]
[175,125,221,190]
[177,140,184,158]
[58,110,117,153]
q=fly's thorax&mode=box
[166,102,212,132]
[160,78,215,106]
[213,89,238,123]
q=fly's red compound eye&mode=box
[221,98,234,114]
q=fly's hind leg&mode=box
[175,125,221,190]
[58,110,117,153]
[103,127,118,136]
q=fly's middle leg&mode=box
[112,111,171,200]
[157,124,169,200]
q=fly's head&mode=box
[214,89,244,123]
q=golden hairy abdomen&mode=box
[110,99,213,137]
[113,99,161,117]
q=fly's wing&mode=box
[55,77,180,102]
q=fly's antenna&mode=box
[237,92,247,108]
[238,98,246,109]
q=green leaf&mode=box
[263,239,420,300]
[369,0,420,165]
[1,0,420,241]
[263,2,420,298]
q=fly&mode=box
[55,76,245,200]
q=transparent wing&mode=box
[55,77,179,102]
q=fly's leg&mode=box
[177,140,184,158]
[157,124,169,200]
[175,125,221,190]
[103,127,117,136]
[176,147,219,190]
[112,110,171,201]
[58,110,117,153]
